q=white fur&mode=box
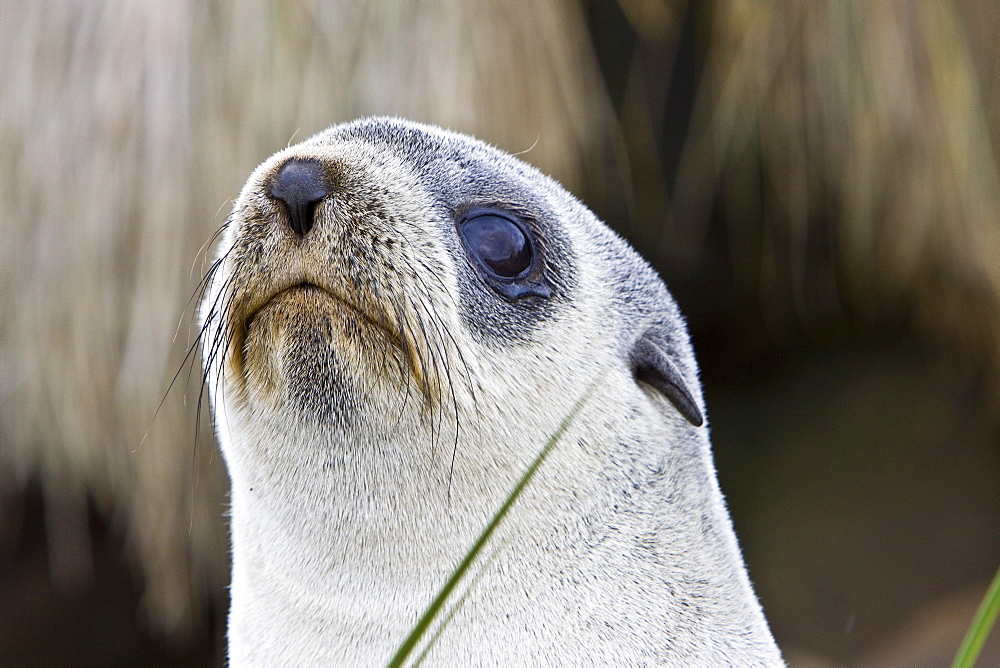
[204,118,782,665]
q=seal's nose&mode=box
[268,158,329,237]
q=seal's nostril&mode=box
[268,158,329,236]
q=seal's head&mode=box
[203,117,702,477]
[201,117,776,664]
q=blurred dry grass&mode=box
[0,0,997,663]
[0,0,622,641]
[656,0,1000,377]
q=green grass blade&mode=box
[387,382,598,667]
[952,564,1000,668]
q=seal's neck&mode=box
[222,410,519,663]
[219,394,780,665]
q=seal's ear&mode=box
[630,333,705,427]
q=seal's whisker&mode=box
[401,305,441,451]
[404,285,454,456]
[215,283,243,381]
[190,215,232,283]
[189,273,233,510]
[385,285,414,384]
[204,277,241,400]
[408,255,479,414]
[384,242,448,439]
[150,239,236,455]
[408,263,472,417]
[382,290,417,433]
[188,225,235,316]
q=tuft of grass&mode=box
[952,564,1000,668]
[388,382,598,667]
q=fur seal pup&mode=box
[202,117,782,664]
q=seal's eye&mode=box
[459,213,532,278]
[457,208,550,301]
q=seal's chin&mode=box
[239,284,397,419]
[243,284,338,355]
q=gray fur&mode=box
[203,117,782,665]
